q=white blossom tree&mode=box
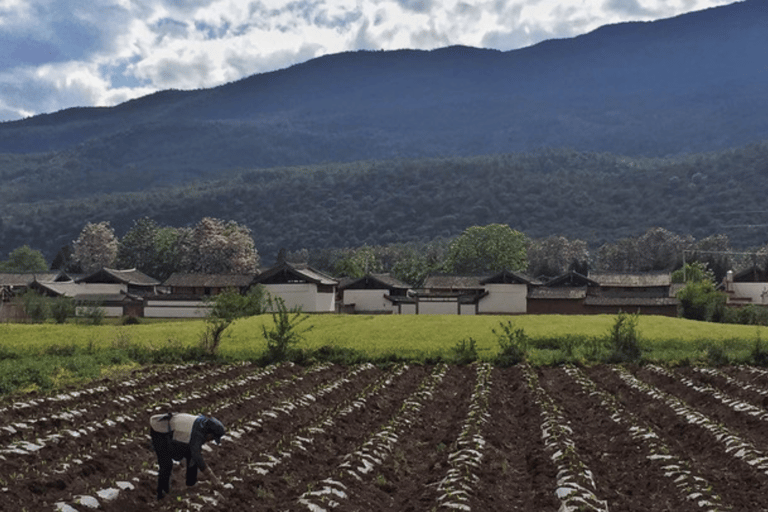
[179,217,259,274]
[73,221,118,273]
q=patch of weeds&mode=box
[705,341,730,366]
[450,337,478,365]
[751,328,768,366]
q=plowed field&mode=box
[3,362,768,511]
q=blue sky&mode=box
[0,0,735,122]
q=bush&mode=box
[50,297,75,324]
[262,296,312,363]
[450,337,478,365]
[677,281,727,322]
[19,290,49,323]
[492,321,528,367]
[607,311,642,363]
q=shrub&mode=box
[450,337,478,365]
[262,296,312,363]
[50,297,75,324]
[677,281,727,322]
[607,311,642,363]
[492,321,528,367]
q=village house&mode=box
[527,271,600,315]
[253,261,338,313]
[583,271,679,316]
[721,266,768,306]
[144,273,257,318]
[338,273,412,314]
[411,270,539,315]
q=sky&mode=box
[0,0,736,122]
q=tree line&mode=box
[4,220,766,288]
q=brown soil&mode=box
[4,363,768,511]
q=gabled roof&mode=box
[544,271,599,288]
[583,296,679,307]
[528,287,588,300]
[77,268,160,286]
[422,274,485,290]
[0,272,63,286]
[254,262,338,286]
[479,270,540,286]
[163,273,255,288]
[588,271,671,287]
[30,281,125,298]
[731,265,768,283]
[340,273,411,291]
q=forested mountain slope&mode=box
[3,143,768,262]
[0,0,766,205]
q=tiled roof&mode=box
[583,296,679,306]
[163,273,255,288]
[528,287,588,300]
[255,262,338,286]
[422,274,485,290]
[340,273,411,291]
[78,268,160,286]
[0,272,62,286]
[588,271,671,287]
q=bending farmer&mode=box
[149,412,226,500]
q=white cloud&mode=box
[0,0,739,121]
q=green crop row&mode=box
[1,314,767,397]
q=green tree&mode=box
[0,245,48,272]
[200,286,267,356]
[332,245,382,278]
[671,261,714,284]
[444,224,527,274]
[117,218,181,280]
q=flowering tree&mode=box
[179,217,259,274]
[527,236,589,278]
[72,221,118,273]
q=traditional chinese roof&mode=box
[422,274,485,290]
[528,287,588,300]
[0,272,63,286]
[544,271,599,288]
[77,268,160,286]
[583,296,679,306]
[588,271,671,287]
[163,273,255,288]
[479,269,540,286]
[731,265,768,282]
[254,262,337,286]
[340,273,411,291]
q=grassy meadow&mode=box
[1,314,767,396]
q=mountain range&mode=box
[1,0,767,261]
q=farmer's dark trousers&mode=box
[150,429,199,499]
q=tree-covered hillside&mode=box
[0,0,766,203]
[2,142,768,263]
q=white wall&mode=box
[479,284,527,314]
[459,303,477,315]
[730,283,768,304]
[76,305,123,318]
[344,289,396,313]
[418,300,460,315]
[145,300,211,318]
[265,283,335,313]
[399,303,417,315]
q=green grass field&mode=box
[1,314,766,396]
